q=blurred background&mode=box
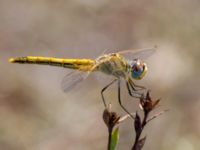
[0,0,200,149]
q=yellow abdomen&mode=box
[9,56,95,71]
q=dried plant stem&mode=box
[103,104,121,150]
[132,112,149,150]
[107,128,113,150]
[103,92,165,150]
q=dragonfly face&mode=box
[129,59,147,80]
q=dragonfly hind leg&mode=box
[101,78,118,107]
[118,80,135,119]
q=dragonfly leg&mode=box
[101,78,118,107]
[118,80,135,119]
[128,78,146,91]
[126,81,143,99]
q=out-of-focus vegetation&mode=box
[0,0,200,149]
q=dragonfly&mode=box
[9,47,156,118]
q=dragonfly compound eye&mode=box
[131,60,148,80]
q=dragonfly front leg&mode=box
[101,78,118,107]
[118,80,135,119]
[128,78,146,91]
[126,81,143,99]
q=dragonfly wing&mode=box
[117,47,157,60]
[61,70,89,92]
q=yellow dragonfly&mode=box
[9,47,156,118]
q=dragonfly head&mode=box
[129,59,148,80]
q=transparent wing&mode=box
[117,46,157,60]
[61,70,89,92]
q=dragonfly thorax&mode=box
[95,53,128,78]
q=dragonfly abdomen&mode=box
[9,56,95,71]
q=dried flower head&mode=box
[139,90,160,114]
[103,104,121,129]
[103,104,133,130]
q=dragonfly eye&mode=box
[131,59,147,80]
